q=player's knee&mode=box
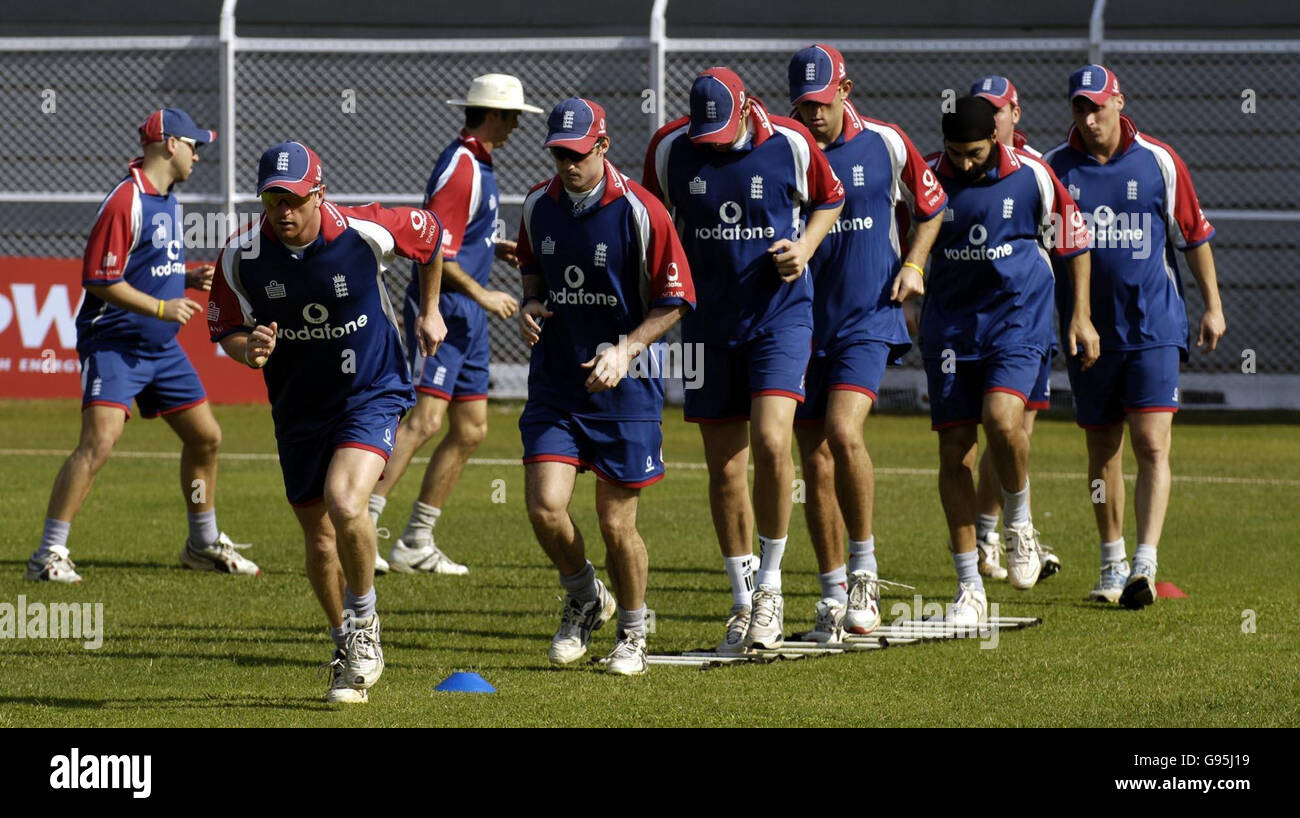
[939,439,974,472]
[406,410,443,443]
[78,433,119,470]
[751,428,791,468]
[825,423,866,462]
[1131,431,1170,463]
[981,407,1020,441]
[527,501,568,536]
[802,445,835,483]
[323,489,367,527]
[453,417,488,449]
[189,424,222,456]
[598,514,638,548]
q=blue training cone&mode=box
[435,672,496,693]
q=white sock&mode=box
[187,510,218,548]
[559,561,599,604]
[848,537,877,575]
[368,494,387,526]
[724,555,755,609]
[1101,537,1126,565]
[819,565,848,604]
[617,606,647,637]
[37,518,71,560]
[1134,543,1158,568]
[344,587,376,620]
[976,513,1000,541]
[404,502,440,542]
[755,535,786,591]
[953,548,984,589]
[1002,480,1031,528]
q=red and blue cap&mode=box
[970,75,1019,109]
[688,67,748,145]
[544,98,608,154]
[138,107,216,145]
[257,141,324,195]
[789,44,847,106]
[1069,64,1122,104]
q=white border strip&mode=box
[234,36,649,53]
[0,36,218,51]
[664,37,1090,53]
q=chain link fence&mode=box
[3,30,1297,399]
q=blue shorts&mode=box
[1066,346,1181,428]
[520,402,664,489]
[796,339,891,423]
[405,291,490,402]
[277,398,406,506]
[1027,351,1053,410]
[683,326,812,422]
[925,348,1041,431]
[79,340,207,420]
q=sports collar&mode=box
[459,129,493,165]
[128,158,164,196]
[933,141,1022,182]
[543,158,630,211]
[258,200,347,251]
[1066,113,1138,157]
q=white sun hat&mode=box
[446,73,544,114]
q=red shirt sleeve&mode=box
[1038,159,1091,258]
[640,117,687,206]
[895,126,947,220]
[82,182,139,285]
[776,118,844,210]
[1146,136,1215,248]
[631,181,695,309]
[340,203,443,264]
[208,239,255,341]
[425,152,477,260]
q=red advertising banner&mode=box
[0,257,267,403]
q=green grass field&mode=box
[2,398,1297,727]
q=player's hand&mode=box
[1197,308,1226,353]
[162,298,204,325]
[494,239,520,269]
[417,310,448,357]
[582,343,633,393]
[518,300,552,347]
[478,289,519,319]
[186,265,215,292]
[891,264,925,302]
[768,238,810,282]
[245,322,277,368]
[1068,316,1101,371]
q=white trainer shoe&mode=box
[717,605,751,655]
[845,570,882,634]
[977,531,1008,580]
[1038,540,1061,580]
[180,532,260,576]
[373,529,390,576]
[322,649,368,703]
[549,580,616,665]
[388,537,467,575]
[1121,557,1158,610]
[1089,560,1131,603]
[25,551,82,584]
[945,582,988,626]
[808,598,846,643]
[604,630,648,676]
[341,610,384,690]
[745,585,784,650]
[1003,523,1042,590]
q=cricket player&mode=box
[968,76,1063,582]
[786,45,946,641]
[368,74,540,576]
[644,67,845,652]
[208,141,446,702]
[517,98,695,675]
[26,108,258,584]
[1044,65,1226,609]
[923,97,1098,624]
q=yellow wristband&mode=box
[156,299,166,319]
[902,261,926,279]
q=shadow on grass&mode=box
[0,693,333,712]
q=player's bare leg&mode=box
[367,393,448,573]
[1123,410,1173,608]
[596,480,649,675]
[795,425,846,577]
[295,503,365,703]
[747,394,798,648]
[1085,422,1129,602]
[982,392,1040,589]
[937,424,987,624]
[166,402,258,575]
[975,408,1040,580]
[700,420,755,652]
[322,446,387,689]
[824,389,881,633]
[28,406,126,582]
[526,461,615,664]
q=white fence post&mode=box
[220,0,238,226]
[1090,0,1107,64]
[650,0,668,134]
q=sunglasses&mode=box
[548,145,597,164]
[260,189,317,210]
[168,135,200,155]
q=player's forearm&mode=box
[1185,242,1223,312]
[218,333,253,365]
[439,259,486,302]
[623,305,689,354]
[801,203,844,254]
[417,249,444,315]
[1068,252,1092,318]
[89,281,166,318]
[904,212,943,269]
[521,273,546,303]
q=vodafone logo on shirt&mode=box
[943,221,1014,261]
[693,200,775,242]
[549,263,619,308]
